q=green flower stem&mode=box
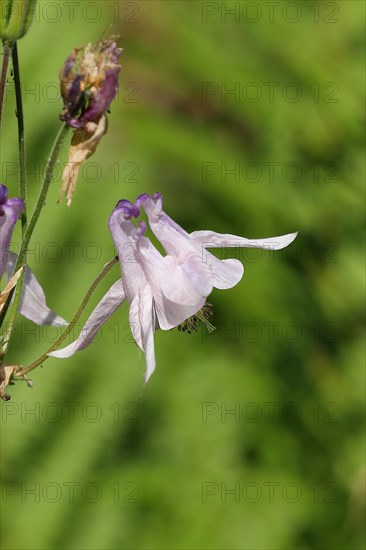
[16,256,118,377]
[0,40,12,130]
[0,43,28,365]
[18,123,69,265]
[0,123,69,329]
[12,42,27,234]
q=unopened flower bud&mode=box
[0,0,37,42]
[59,38,122,129]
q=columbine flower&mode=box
[59,38,122,129]
[0,184,67,326]
[49,197,208,382]
[49,193,298,383]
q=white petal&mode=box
[143,197,197,258]
[137,238,206,330]
[129,293,143,350]
[159,264,206,329]
[159,255,207,306]
[108,211,148,303]
[49,280,125,358]
[6,252,68,326]
[0,199,23,280]
[190,230,298,250]
[159,296,205,330]
[207,254,244,290]
[138,283,156,383]
[178,251,213,296]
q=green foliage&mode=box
[1,1,364,549]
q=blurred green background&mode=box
[0,1,364,549]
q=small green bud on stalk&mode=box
[0,0,37,43]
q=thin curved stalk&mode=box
[12,42,27,234]
[16,256,118,377]
[0,41,12,130]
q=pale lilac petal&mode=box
[205,254,244,290]
[142,194,197,258]
[156,259,206,330]
[138,284,156,383]
[108,208,148,303]
[49,280,125,358]
[129,283,156,382]
[190,230,299,250]
[160,256,206,305]
[156,294,205,331]
[6,253,68,326]
[178,251,213,296]
[136,236,206,330]
[129,292,143,350]
[143,195,243,290]
[0,199,24,279]
[141,196,215,295]
[137,237,204,306]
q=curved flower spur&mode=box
[49,193,298,383]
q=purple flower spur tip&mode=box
[116,199,132,209]
[134,193,150,207]
[131,203,141,218]
[115,199,140,220]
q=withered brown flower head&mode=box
[59,38,122,129]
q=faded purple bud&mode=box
[59,38,122,129]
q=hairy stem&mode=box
[17,256,118,377]
[12,42,27,234]
[0,41,12,130]
[18,123,69,265]
[0,123,69,329]
[0,43,30,364]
